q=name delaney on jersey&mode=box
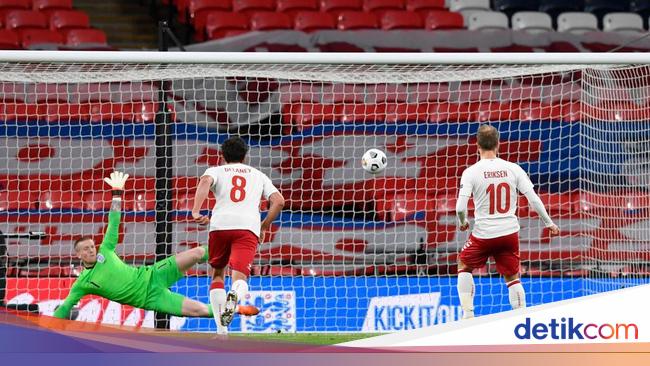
[514,317,639,340]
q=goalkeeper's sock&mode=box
[507,279,526,310]
[232,279,249,301]
[209,282,227,334]
[200,245,209,263]
[457,271,475,319]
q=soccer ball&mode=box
[361,148,387,174]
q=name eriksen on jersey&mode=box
[483,170,508,179]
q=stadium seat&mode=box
[320,0,363,16]
[557,12,598,34]
[65,29,108,46]
[467,10,508,31]
[539,0,583,24]
[32,0,72,13]
[603,13,645,35]
[493,0,539,18]
[89,101,158,123]
[39,191,83,210]
[232,0,275,15]
[188,0,232,40]
[294,11,336,31]
[205,12,249,39]
[337,11,379,29]
[363,0,405,15]
[320,83,367,103]
[281,102,343,131]
[424,10,464,29]
[20,29,64,49]
[383,102,429,122]
[276,0,319,16]
[0,29,21,49]
[511,11,553,33]
[5,10,47,30]
[124,192,155,212]
[405,0,445,16]
[366,83,409,102]
[49,10,90,31]
[631,0,650,27]
[584,0,628,25]
[0,0,29,19]
[26,83,68,103]
[448,0,490,17]
[380,10,422,29]
[0,190,35,211]
[250,12,293,30]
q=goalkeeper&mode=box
[54,171,257,320]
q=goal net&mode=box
[1,54,648,332]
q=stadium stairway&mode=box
[73,0,157,49]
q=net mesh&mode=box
[0,61,648,332]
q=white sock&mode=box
[457,272,475,319]
[231,280,249,301]
[209,288,227,334]
[507,280,526,310]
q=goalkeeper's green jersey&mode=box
[53,211,152,319]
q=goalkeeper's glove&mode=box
[104,171,129,196]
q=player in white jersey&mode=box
[456,125,559,319]
[192,136,285,333]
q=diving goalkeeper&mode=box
[54,171,257,320]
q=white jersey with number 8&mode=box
[458,158,535,239]
[201,163,279,237]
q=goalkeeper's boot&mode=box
[221,290,238,326]
[237,305,260,316]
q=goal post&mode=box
[0,51,649,332]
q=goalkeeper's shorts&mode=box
[143,256,186,316]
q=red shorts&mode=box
[208,230,259,276]
[459,232,520,276]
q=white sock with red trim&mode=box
[209,282,227,334]
[457,271,475,319]
[507,279,526,310]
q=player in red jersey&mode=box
[456,125,560,319]
[192,136,285,333]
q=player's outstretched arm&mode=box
[191,175,212,225]
[523,190,559,235]
[260,192,285,240]
[52,283,85,319]
[101,171,129,252]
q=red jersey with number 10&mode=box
[202,163,279,237]
[458,158,534,239]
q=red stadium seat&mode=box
[32,0,72,12]
[0,29,21,49]
[65,29,108,46]
[124,192,156,212]
[39,191,84,210]
[366,83,409,103]
[363,0,405,15]
[188,0,231,40]
[320,0,363,16]
[0,190,35,211]
[232,0,275,14]
[89,101,158,123]
[20,29,64,48]
[276,0,318,16]
[380,10,422,29]
[5,10,47,30]
[294,11,336,31]
[0,0,29,8]
[26,83,69,103]
[383,102,429,122]
[339,103,386,123]
[250,11,293,30]
[321,83,367,103]
[205,12,249,40]
[175,193,215,211]
[376,192,435,221]
[82,191,112,210]
[406,0,445,15]
[282,102,343,132]
[424,10,464,29]
[337,11,379,29]
[49,10,90,31]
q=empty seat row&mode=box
[0,28,108,49]
[204,10,462,37]
[471,11,650,34]
[0,0,72,13]
[2,9,89,31]
[0,101,158,122]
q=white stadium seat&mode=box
[557,12,599,34]
[449,0,490,17]
[511,11,553,34]
[468,11,508,31]
[603,13,645,35]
